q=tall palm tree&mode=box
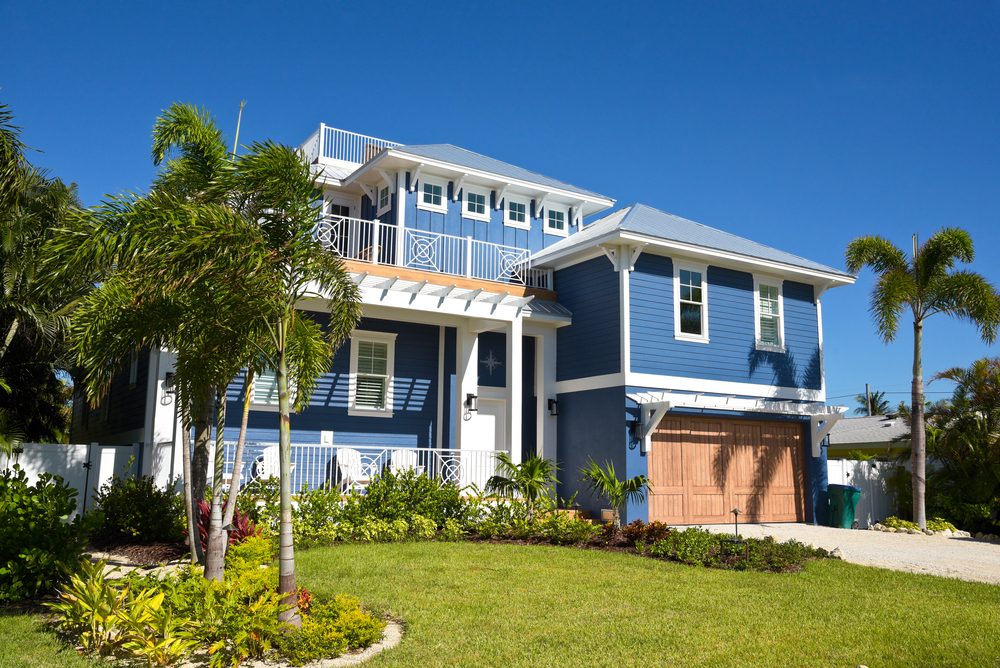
[854,389,891,416]
[845,229,1000,529]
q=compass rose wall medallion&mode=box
[481,349,502,376]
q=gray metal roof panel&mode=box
[828,416,910,445]
[523,298,572,319]
[537,203,853,278]
[393,144,610,200]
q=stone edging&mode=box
[867,523,1000,542]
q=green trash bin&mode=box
[828,484,862,529]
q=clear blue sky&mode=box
[5,1,1000,408]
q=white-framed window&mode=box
[128,350,139,387]
[754,276,785,350]
[673,263,709,343]
[545,205,568,236]
[376,185,391,216]
[463,186,490,222]
[348,330,397,417]
[250,368,298,411]
[417,177,447,213]
[504,196,530,229]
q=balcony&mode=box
[301,125,401,166]
[316,215,552,290]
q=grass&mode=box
[2,542,998,667]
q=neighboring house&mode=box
[73,124,855,525]
[827,415,910,459]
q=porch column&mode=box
[506,317,523,464]
[456,323,479,450]
[535,330,557,462]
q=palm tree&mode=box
[845,229,1000,529]
[854,389,891,416]
[486,454,559,519]
[579,458,647,528]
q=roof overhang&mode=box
[342,149,614,218]
[628,390,847,457]
[533,229,855,288]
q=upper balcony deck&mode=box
[301,125,400,167]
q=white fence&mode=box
[1,443,142,516]
[224,442,502,494]
[827,459,899,528]
[300,124,402,165]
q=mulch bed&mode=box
[87,539,188,565]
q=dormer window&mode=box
[377,185,391,216]
[418,177,447,213]
[545,206,568,236]
[504,196,529,229]
[463,186,490,222]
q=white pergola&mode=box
[628,391,847,457]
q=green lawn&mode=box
[2,542,998,667]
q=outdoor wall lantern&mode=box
[547,398,558,416]
[163,372,176,396]
[463,393,479,421]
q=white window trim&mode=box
[250,368,299,412]
[462,185,491,222]
[673,261,709,344]
[416,176,448,214]
[503,195,531,230]
[753,275,786,352]
[348,330,398,418]
[376,185,392,216]
[544,204,569,237]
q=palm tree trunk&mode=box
[912,319,927,530]
[204,388,227,581]
[191,389,213,504]
[222,370,254,531]
[180,413,198,565]
[276,342,301,627]
[0,318,19,364]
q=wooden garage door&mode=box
[648,416,806,524]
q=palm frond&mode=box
[925,271,1000,343]
[916,227,975,287]
[844,236,908,275]
[869,268,914,342]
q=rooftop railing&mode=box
[300,124,401,165]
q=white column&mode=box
[395,170,406,265]
[507,317,523,464]
[456,323,479,451]
[535,330,558,462]
[619,254,631,375]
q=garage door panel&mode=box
[649,494,684,524]
[688,493,726,523]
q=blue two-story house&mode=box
[73,124,854,525]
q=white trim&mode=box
[544,204,569,237]
[507,317,523,464]
[620,267,630,374]
[752,274,786,352]
[416,176,447,214]
[554,371,826,402]
[817,296,826,399]
[348,330,398,418]
[376,183,392,217]
[324,193,362,218]
[503,194,531,230]
[461,184,491,222]
[673,261,709,344]
[436,325,445,449]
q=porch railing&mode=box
[316,214,552,289]
[223,442,503,493]
[300,124,402,165]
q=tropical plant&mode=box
[579,458,647,528]
[845,229,1000,529]
[92,469,185,544]
[854,389,891,416]
[485,454,558,520]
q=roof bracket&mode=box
[409,164,424,192]
[452,174,467,201]
[494,184,510,210]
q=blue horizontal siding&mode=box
[629,254,821,391]
[555,258,620,380]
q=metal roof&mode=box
[392,144,611,200]
[536,203,854,279]
[828,416,910,445]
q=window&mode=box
[418,178,447,213]
[377,185,391,215]
[251,368,297,410]
[349,331,397,417]
[754,278,784,350]
[128,350,139,387]
[674,264,709,342]
[504,197,529,229]
[545,206,567,236]
[463,187,489,221]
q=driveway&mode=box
[697,523,1000,585]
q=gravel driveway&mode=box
[697,523,1000,584]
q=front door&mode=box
[465,398,505,488]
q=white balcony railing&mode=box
[316,215,552,289]
[300,124,402,165]
[224,442,503,493]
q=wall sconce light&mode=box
[463,393,478,421]
[547,399,558,416]
[628,416,642,443]
[163,372,176,395]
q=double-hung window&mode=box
[545,206,568,236]
[754,278,784,350]
[463,186,490,222]
[418,178,447,213]
[504,196,529,229]
[377,185,391,216]
[251,368,298,411]
[674,264,709,342]
[349,331,397,417]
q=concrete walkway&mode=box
[697,523,1000,585]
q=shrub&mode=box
[196,499,260,554]
[0,465,85,601]
[358,469,470,528]
[440,518,465,541]
[882,516,920,531]
[293,485,345,547]
[236,476,280,528]
[93,472,184,543]
[408,514,437,540]
[225,534,274,573]
[536,512,599,545]
[643,528,828,573]
[620,520,672,546]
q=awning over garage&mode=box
[628,391,847,457]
